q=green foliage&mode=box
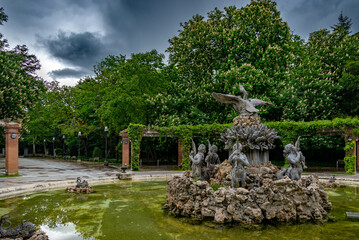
[339,61,359,116]
[96,50,166,133]
[55,148,63,155]
[127,118,359,170]
[344,141,356,174]
[92,147,102,158]
[128,124,145,171]
[149,0,295,125]
[0,9,45,119]
[209,183,224,191]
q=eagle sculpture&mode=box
[212,84,271,117]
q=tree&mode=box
[150,0,298,125]
[339,61,359,116]
[0,9,45,120]
[331,12,352,35]
[282,22,359,121]
[96,50,166,133]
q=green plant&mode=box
[127,118,359,171]
[344,141,356,174]
[209,183,224,191]
[93,147,102,158]
[55,148,63,155]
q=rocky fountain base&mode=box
[164,162,332,225]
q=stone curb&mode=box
[317,176,359,186]
[0,173,182,200]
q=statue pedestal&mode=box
[5,125,20,175]
[246,149,269,167]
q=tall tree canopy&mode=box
[0,8,45,119]
[149,0,297,125]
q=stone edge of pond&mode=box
[318,176,359,186]
[0,173,182,200]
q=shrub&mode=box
[93,147,102,158]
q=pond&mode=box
[0,181,358,240]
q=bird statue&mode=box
[212,84,271,117]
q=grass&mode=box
[0,174,22,178]
[329,172,354,175]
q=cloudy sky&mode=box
[1,0,358,86]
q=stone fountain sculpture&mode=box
[189,139,206,179]
[0,215,35,239]
[165,83,332,225]
[277,137,307,181]
[228,141,250,188]
[66,177,93,194]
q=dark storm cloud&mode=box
[38,31,107,68]
[1,0,358,85]
[48,68,89,80]
[277,0,359,38]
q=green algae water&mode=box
[0,181,358,240]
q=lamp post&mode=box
[62,135,65,156]
[104,126,109,166]
[78,132,81,160]
[43,139,46,157]
[52,137,55,158]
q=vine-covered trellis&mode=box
[126,117,359,173]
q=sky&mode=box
[1,0,358,86]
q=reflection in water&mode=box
[41,223,85,240]
[0,182,358,240]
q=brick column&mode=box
[5,125,20,175]
[122,135,130,167]
[178,138,184,166]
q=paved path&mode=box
[0,157,183,199]
[0,158,121,188]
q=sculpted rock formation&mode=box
[164,165,332,225]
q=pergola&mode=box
[120,128,185,167]
[119,119,359,172]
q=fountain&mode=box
[66,177,93,194]
[164,84,332,225]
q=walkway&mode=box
[0,157,182,200]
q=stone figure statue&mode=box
[205,142,220,167]
[277,137,307,181]
[201,141,220,181]
[189,139,206,179]
[212,84,271,117]
[0,215,35,239]
[76,177,89,188]
[228,141,250,188]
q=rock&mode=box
[66,186,93,194]
[164,163,332,225]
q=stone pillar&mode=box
[178,138,184,166]
[5,125,20,175]
[122,135,130,167]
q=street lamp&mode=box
[62,135,65,156]
[78,132,81,160]
[43,139,46,157]
[52,137,55,158]
[104,126,109,166]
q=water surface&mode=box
[0,181,358,240]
